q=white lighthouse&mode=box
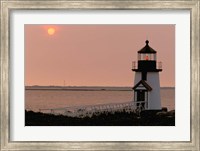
[132,40,162,110]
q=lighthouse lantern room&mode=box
[132,40,162,110]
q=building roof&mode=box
[132,80,152,91]
[138,40,157,54]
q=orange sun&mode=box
[48,28,55,35]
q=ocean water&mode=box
[25,87,175,112]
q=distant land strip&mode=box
[25,88,133,91]
[25,86,175,91]
[25,87,132,91]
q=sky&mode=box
[25,25,175,87]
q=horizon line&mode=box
[25,85,175,88]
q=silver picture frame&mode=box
[1,0,199,150]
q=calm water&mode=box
[25,88,175,112]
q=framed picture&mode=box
[1,0,199,150]
[24,24,175,127]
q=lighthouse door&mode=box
[133,80,152,110]
[136,90,146,109]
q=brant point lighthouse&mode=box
[132,40,162,110]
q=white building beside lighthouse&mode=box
[132,40,162,110]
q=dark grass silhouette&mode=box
[25,109,175,126]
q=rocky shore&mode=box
[25,109,175,126]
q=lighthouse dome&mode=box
[138,40,156,54]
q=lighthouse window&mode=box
[153,54,157,60]
[139,54,157,61]
[141,54,151,60]
[138,54,141,60]
[142,72,147,80]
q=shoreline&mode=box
[25,109,175,126]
